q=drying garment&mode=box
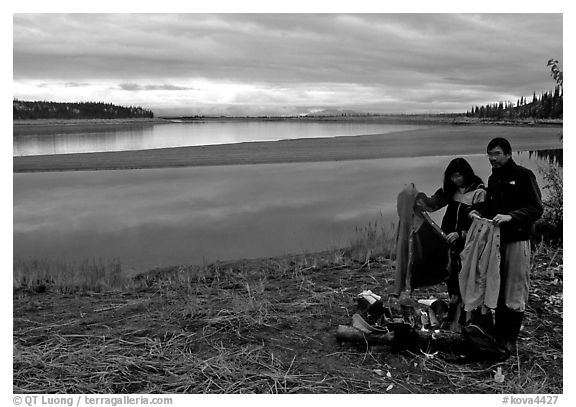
[395,184,449,293]
[459,218,501,312]
[394,183,419,295]
[409,211,450,289]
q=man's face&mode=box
[487,146,511,169]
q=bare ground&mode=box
[13,244,562,394]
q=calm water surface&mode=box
[13,150,560,272]
[13,121,428,156]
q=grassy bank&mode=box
[13,235,562,393]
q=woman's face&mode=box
[450,172,465,187]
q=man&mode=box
[469,137,543,356]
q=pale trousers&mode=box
[500,240,531,312]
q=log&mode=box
[336,325,395,345]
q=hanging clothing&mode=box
[459,218,501,311]
[409,211,450,289]
[395,184,449,294]
[394,183,418,295]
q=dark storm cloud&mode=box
[13,13,563,113]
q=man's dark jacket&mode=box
[476,158,543,243]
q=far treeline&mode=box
[465,86,563,120]
[13,100,154,120]
[466,59,563,121]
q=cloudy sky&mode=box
[13,13,563,116]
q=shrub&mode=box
[534,164,563,241]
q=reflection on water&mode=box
[13,150,560,272]
[13,126,156,157]
[13,121,427,156]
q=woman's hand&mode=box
[446,232,460,244]
[414,198,425,210]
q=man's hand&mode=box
[446,232,459,244]
[492,214,513,225]
[469,210,481,220]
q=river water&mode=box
[13,121,562,272]
[13,121,427,156]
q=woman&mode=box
[415,158,486,331]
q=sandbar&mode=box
[13,125,563,173]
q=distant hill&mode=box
[302,109,367,117]
[13,100,154,120]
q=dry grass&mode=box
[343,213,396,262]
[13,241,562,394]
[13,327,331,393]
[13,258,133,293]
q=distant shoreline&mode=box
[13,125,563,173]
[13,117,167,125]
[13,115,563,127]
[159,115,563,127]
[13,117,170,137]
